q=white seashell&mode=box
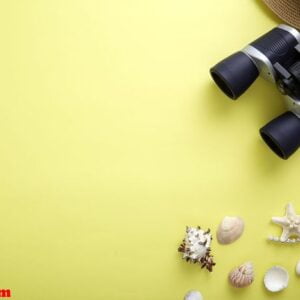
[264,266,289,292]
[295,261,300,276]
[228,262,254,288]
[183,290,203,300]
[178,226,215,272]
[217,216,244,244]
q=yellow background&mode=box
[1,0,300,299]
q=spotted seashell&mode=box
[228,262,254,288]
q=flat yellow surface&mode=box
[1,0,300,299]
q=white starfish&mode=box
[269,203,300,243]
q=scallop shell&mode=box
[228,262,254,288]
[296,260,300,276]
[264,266,289,292]
[183,290,203,300]
[217,216,244,244]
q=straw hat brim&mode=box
[263,0,300,29]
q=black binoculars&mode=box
[210,25,300,160]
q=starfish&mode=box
[269,203,300,243]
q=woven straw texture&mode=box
[263,0,300,29]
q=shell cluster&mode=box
[177,203,300,297]
[228,262,254,288]
[217,216,244,245]
[178,226,216,272]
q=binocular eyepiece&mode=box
[210,24,300,159]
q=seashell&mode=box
[217,216,244,244]
[264,266,289,292]
[178,226,216,272]
[296,260,300,276]
[228,262,254,288]
[183,290,203,300]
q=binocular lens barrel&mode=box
[260,112,300,159]
[210,52,259,99]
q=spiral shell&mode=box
[228,262,254,288]
[217,216,244,245]
[178,226,215,272]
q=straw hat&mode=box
[263,0,300,29]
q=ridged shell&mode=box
[217,216,244,244]
[228,262,254,288]
[264,266,289,292]
[183,290,203,300]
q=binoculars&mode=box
[210,24,300,160]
